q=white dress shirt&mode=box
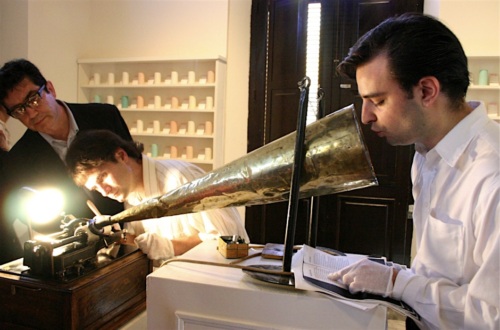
[393,102,500,329]
[126,156,249,262]
[39,101,79,161]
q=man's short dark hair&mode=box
[0,59,47,103]
[337,13,469,106]
[66,129,143,186]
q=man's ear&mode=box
[45,81,56,97]
[114,148,128,162]
[417,76,440,107]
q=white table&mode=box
[146,240,387,329]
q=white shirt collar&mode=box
[432,101,488,167]
[415,101,489,165]
[39,101,79,161]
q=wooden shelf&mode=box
[77,57,227,172]
[467,56,500,120]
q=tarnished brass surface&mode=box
[109,105,377,224]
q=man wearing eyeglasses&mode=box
[0,59,132,263]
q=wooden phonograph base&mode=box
[0,246,151,329]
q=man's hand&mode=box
[135,232,174,260]
[328,258,395,297]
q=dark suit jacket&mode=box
[0,102,132,263]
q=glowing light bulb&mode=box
[24,188,64,224]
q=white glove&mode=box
[134,232,174,261]
[328,258,395,297]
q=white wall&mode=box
[0,0,250,165]
[0,0,30,142]
[424,0,500,56]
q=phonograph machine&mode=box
[0,192,152,329]
[0,79,377,329]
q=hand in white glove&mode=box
[134,232,174,261]
[327,258,395,297]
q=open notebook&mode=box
[292,245,422,327]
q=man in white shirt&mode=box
[65,129,249,266]
[328,13,499,329]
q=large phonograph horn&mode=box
[95,104,377,228]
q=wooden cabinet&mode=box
[466,55,500,122]
[0,250,151,330]
[77,57,227,172]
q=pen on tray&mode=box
[86,200,102,216]
[87,200,119,234]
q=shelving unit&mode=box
[77,57,227,171]
[466,55,500,122]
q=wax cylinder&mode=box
[153,120,161,134]
[137,119,144,132]
[137,95,144,108]
[121,96,129,108]
[93,73,101,85]
[189,95,196,109]
[171,71,178,84]
[94,95,101,103]
[478,70,489,86]
[207,70,215,83]
[170,121,178,134]
[138,72,145,84]
[206,96,213,110]
[170,146,178,158]
[108,73,115,85]
[122,72,129,84]
[107,95,114,104]
[171,96,179,109]
[154,95,161,108]
[188,71,196,84]
[187,121,195,134]
[151,144,158,157]
[154,72,162,84]
[205,121,213,135]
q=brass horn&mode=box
[98,104,377,227]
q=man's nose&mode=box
[361,102,376,125]
[25,105,39,119]
[96,184,109,197]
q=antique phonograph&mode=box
[0,188,137,282]
[0,189,151,329]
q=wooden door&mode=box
[246,0,423,265]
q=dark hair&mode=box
[337,13,469,107]
[66,129,143,186]
[0,59,47,103]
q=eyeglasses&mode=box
[7,84,46,119]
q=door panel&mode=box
[247,0,423,265]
